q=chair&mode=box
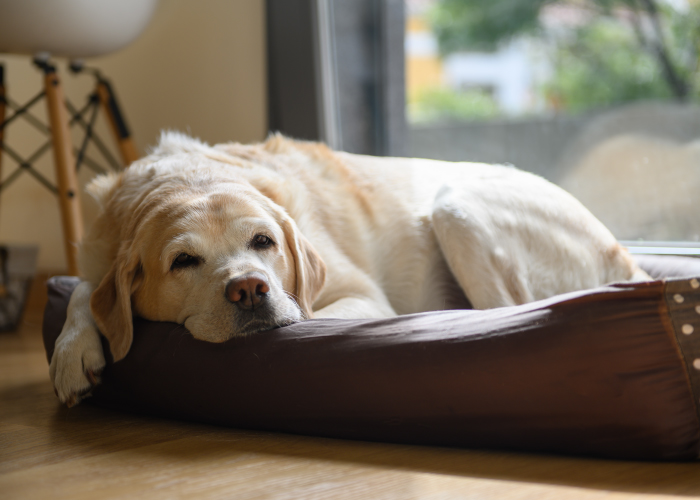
[0,0,159,275]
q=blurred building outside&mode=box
[406,0,550,121]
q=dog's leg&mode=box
[49,281,105,407]
[431,184,540,309]
[312,266,398,319]
[431,211,528,308]
[431,177,642,309]
[314,296,397,319]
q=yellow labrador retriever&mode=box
[50,132,649,406]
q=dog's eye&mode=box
[170,253,200,270]
[253,234,274,248]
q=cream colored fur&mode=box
[50,132,648,406]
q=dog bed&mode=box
[43,255,700,461]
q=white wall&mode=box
[0,0,267,272]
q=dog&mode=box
[49,132,650,406]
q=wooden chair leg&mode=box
[0,65,5,296]
[0,64,6,193]
[44,66,83,276]
[96,79,139,166]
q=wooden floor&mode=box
[3,279,700,499]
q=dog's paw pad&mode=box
[65,393,78,408]
[85,368,101,387]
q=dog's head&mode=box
[86,133,326,361]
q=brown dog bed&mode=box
[43,255,700,461]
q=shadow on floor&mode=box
[3,381,697,496]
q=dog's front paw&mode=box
[49,323,105,407]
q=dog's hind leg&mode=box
[431,188,533,310]
[430,173,638,310]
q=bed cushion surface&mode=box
[42,255,700,460]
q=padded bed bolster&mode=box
[43,255,700,461]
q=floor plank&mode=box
[2,278,700,499]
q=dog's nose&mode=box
[226,273,270,310]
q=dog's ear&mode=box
[86,172,120,209]
[151,130,210,156]
[280,217,326,318]
[90,243,142,361]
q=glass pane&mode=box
[405,0,700,243]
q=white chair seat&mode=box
[0,0,159,58]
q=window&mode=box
[267,0,700,253]
[267,0,405,155]
[405,0,700,252]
